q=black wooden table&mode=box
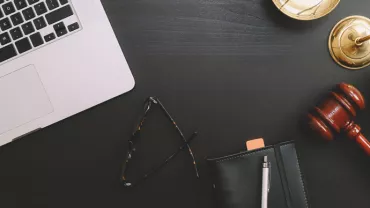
[1,0,370,207]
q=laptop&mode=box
[0,0,135,146]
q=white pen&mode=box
[261,156,271,208]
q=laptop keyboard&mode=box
[0,0,81,64]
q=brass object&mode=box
[272,0,340,21]
[329,16,370,70]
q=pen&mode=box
[261,156,271,208]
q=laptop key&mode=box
[22,7,36,21]
[3,2,16,16]
[0,44,17,63]
[46,0,59,10]
[45,5,73,25]
[33,16,46,30]
[10,12,24,26]
[10,27,22,40]
[14,0,27,10]
[22,22,35,35]
[59,0,68,5]
[0,17,11,31]
[67,22,79,32]
[27,0,39,5]
[34,2,47,15]
[44,33,55,42]
[30,32,43,47]
[0,32,11,45]
[15,37,32,54]
[53,22,67,37]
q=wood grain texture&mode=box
[107,0,298,55]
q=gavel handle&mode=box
[345,123,370,155]
[355,134,370,156]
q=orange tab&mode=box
[246,138,265,151]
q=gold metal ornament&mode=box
[329,16,370,70]
[272,0,340,21]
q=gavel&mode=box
[308,83,370,155]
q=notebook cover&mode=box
[207,141,309,208]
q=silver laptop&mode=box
[0,0,135,146]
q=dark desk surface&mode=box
[1,0,370,207]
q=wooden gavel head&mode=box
[308,83,370,155]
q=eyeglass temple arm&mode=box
[154,98,200,178]
[120,98,155,187]
[121,132,198,188]
[141,132,199,179]
[121,150,133,186]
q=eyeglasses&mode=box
[121,97,200,187]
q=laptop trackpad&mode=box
[0,65,53,135]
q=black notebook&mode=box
[207,141,309,208]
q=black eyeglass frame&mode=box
[121,97,199,187]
